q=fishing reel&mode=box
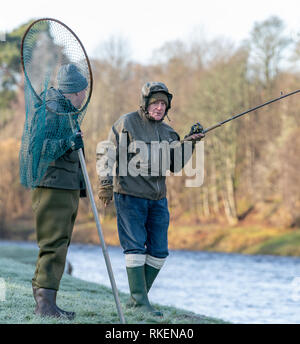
[184,122,204,139]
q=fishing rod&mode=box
[184,89,300,139]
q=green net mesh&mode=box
[19,19,92,188]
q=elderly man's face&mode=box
[147,100,166,121]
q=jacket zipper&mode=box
[155,122,161,198]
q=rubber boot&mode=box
[126,266,162,317]
[33,287,75,320]
[144,264,163,317]
[125,265,162,313]
[33,286,76,319]
[145,264,160,292]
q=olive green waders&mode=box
[31,187,80,291]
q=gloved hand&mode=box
[184,122,205,141]
[98,184,113,207]
[69,131,84,151]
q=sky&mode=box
[1,0,299,64]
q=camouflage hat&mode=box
[148,92,169,107]
[140,81,173,112]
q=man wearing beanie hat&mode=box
[58,64,88,109]
[96,81,204,317]
[30,64,88,320]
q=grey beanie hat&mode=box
[57,64,88,94]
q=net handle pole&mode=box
[77,148,126,324]
[68,117,126,324]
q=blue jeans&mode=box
[114,193,170,258]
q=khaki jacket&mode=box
[97,110,194,200]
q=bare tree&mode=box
[249,16,291,87]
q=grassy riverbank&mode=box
[0,245,226,324]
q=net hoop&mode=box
[21,17,93,116]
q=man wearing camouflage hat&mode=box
[30,64,87,320]
[96,82,204,317]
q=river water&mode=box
[2,240,300,324]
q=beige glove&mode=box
[98,184,113,207]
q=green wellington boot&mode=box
[144,264,163,317]
[126,266,163,317]
[33,287,75,320]
[144,264,160,292]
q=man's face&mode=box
[72,88,87,109]
[147,100,167,121]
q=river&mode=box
[1,240,300,324]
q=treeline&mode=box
[0,16,299,238]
